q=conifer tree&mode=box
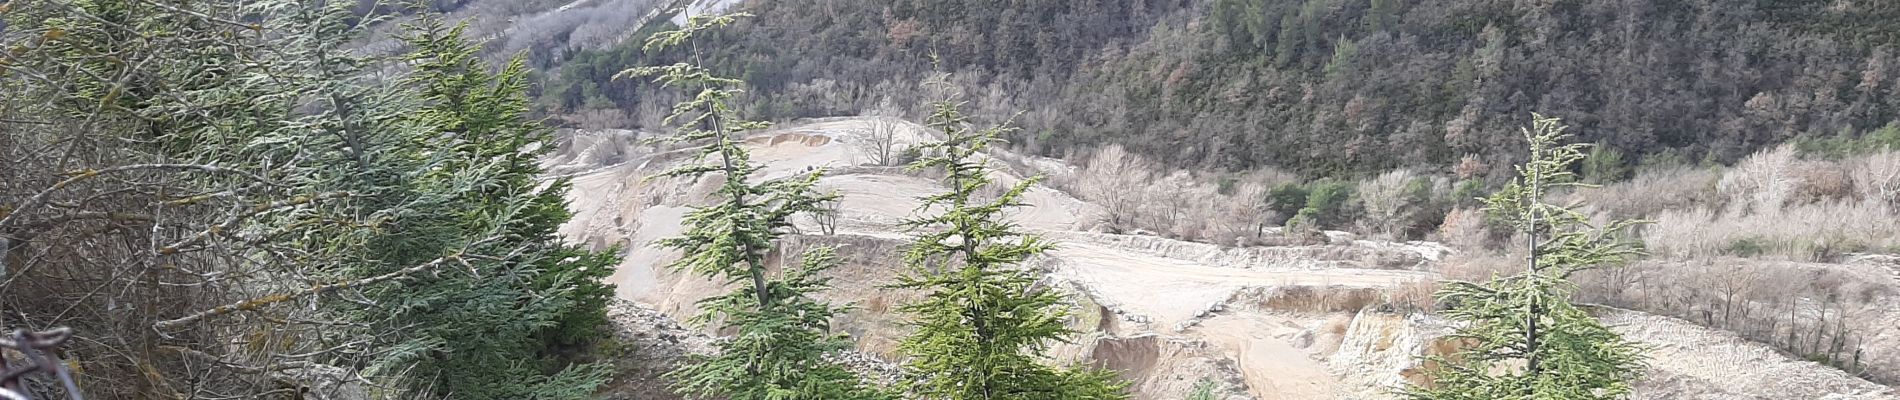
[2,2,619,396]
[619,13,889,400]
[1404,114,1647,400]
[344,18,619,398]
[890,81,1129,400]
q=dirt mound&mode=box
[1088,334,1163,376]
[1325,310,1458,399]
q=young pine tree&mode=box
[1404,114,1647,400]
[619,14,889,400]
[353,18,620,398]
[890,85,1129,400]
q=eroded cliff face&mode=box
[1322,310,1459,399]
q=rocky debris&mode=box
[1601,308,1899,400]
[827,350,903,388]
[1174,301,1231,333]
[599,300,712,400]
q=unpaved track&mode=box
[1197,314,1347,399]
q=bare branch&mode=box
[155,254,463,330]
[0,164,279,235]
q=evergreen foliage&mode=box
[1186,379,1220,400]
[344,18,619,398]
[1580,144,1631,184]
[0,1,617,397]
[1404,115,1648,400]
[620,13,890,400]
[546,0,1900,177]
[887,80,1129,400]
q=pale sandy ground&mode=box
[553,117,1898,399]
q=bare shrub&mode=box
[1148,170,1212,240]
[1852,149,1900,207]
[1634,145,1900,261]
[1791,161,1857,204]
[1208,181,1272,246]
[812,197,841,235]
[855,112,906,166]
[1250,286,1384,314]
[1436,208,1493,252]
[1075,144,1156,231]
[1718,144,1799,212]
[1645,197,1900,261]
[1382,279,1443,313]
[1569,164,1721,219]
[1454,154,1488,180]
[1439,252,1520,282]
[1357,169,1418,239]
[1577,259,1897,380]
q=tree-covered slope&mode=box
[542,0,1900,177]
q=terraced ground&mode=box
[553,117,1898,399]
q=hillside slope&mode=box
[551,117,1896,399]
[542,0,1900,176]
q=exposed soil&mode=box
[555,117,1897,399]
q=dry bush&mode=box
[1382,279,1443,313]
[1853,149,1900,207]
[1357,169,1418,239]
[1645,199,1900,261]
[1632,146,1900,261]
[1454,154,1489,180]
[1146,170,1212,240]
[1568,164,1721,219]
[1075,144,1155,231]
[1068,145,1300,245]
[1208,181,1272,246]
[1439,252,1521,282]
[1576,259,1897,380]
[855,116,904,166]
[1717,144,1799,213]
[1791,161,1858,204]
[1436,208,1493,252]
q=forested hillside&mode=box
[544,0,1900,176]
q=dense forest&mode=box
[544,0,1900,176]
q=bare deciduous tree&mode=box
[857,117,904,166]
[1358,169,1418,239]
[1075,144,1154,231]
